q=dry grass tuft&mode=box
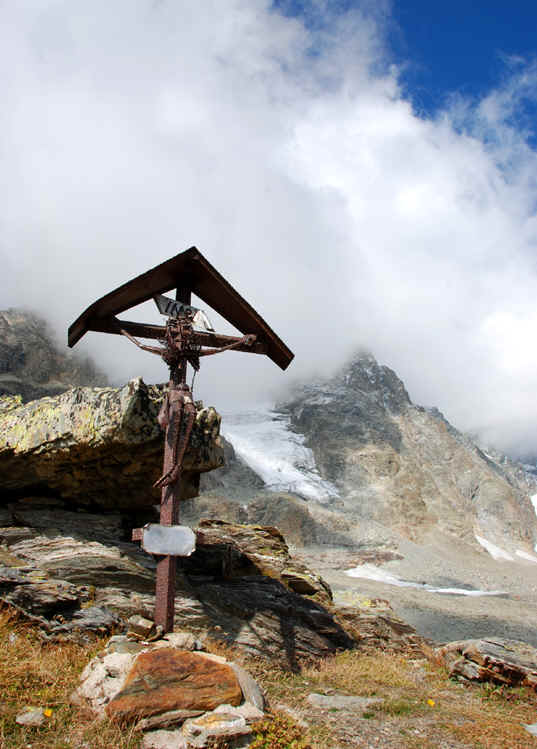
[0,606,140,749]
[1,606,537,748]
[302,648,421,694]
[247,646,537,748]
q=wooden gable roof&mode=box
[68,246,294,370]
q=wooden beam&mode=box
[88,317,268,354]
[68,246,293,370]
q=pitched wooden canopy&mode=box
[68,246,294,370]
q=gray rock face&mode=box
[279,353,410,482]
[278,352,537,551]
[0,502,421,659]
[0,309,106,401]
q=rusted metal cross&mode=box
[68,247,293,632]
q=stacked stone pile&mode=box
[72,626,266,749]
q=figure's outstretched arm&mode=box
[119,328,164,357]
[198,334,257,357]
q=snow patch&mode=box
[475,534,514,561]
[515,550,537,563]
[344,564,506,597]
[531,494,537,518]
[345,564,416,588]
[222,408,340,503]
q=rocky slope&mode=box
[0,499,420,661]
[276,352,537,555]
[0,309,106,401]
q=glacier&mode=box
[221,408,340,503]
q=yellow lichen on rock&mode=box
[0,378,225,509]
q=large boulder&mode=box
[72,635,265,746]
[0,378,224,507]
[106,649,242,723]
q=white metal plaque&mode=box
[141,524,196,556]
[153,294,199,319]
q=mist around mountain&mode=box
[0,309,107,402]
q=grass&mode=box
[245,645,537,748]
[0,607,140,749]
[0,606,536,748]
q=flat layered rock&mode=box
[191,519,332,606]
[435,637,537,689]
[0,378,224,508]
[106,649,243,723]
[306,693,383,710]
[0,509,417,660]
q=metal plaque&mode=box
[153,294,214,331]
[154,294,199,319]
[141,524,196,556]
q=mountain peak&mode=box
[336,351,411,414]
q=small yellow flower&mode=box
[427,699,435,707]
[43,708,53,718]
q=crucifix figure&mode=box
[68,247,293,632]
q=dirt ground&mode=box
[293,529,537,648]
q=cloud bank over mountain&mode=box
[2,1,537,456]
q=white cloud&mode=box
[2,2,537,456]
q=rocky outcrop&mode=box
[0,309,106,401]
[434,637,537,689]
[279,352,537,552]
[190,519,332,604]
[0,378,224,507]
[0,501,421,660]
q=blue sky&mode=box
[393,0,537,117]
[275,0,537,121]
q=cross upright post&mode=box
[153,282,192,631]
